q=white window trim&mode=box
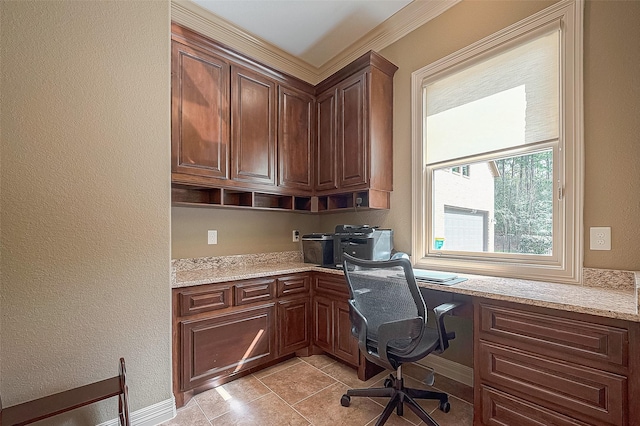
[411,0,584,284]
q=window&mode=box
[411,0,583,283]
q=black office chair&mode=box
[340,253,460,426]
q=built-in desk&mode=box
[414,272,639,322]
[172,252,640,424]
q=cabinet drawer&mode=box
[478,303,628,367]
[481,385,590,426]
[277,274,310,297]
[478,341,626,426]
[313,274,349,297]
[235,278,275,306]
[179,284,232,316]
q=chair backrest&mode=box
[342,253,427,343]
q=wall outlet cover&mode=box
[589,226,611,250]
[208,230,218,245]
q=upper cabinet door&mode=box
[315,89,338,191]
[337,71,368,188]
[171,41,230,180]
[278,86,314,191]
[231,65,277,186]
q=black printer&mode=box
[333,224,393,266]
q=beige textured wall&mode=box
[0,1,172,423]
[582,0,640,269]
[172,207,320,258]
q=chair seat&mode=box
[367,327,441,364]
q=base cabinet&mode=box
[173,273,311,407]
[277,296,311,356]
[312,274,359,366]
[474,299,639,426]
[180,303,275,390]
[312,294,333,354]
[480,385,590,426]
[334,299,359,364]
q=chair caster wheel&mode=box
[439,401,451,413]
[341,394,351,407]
[383,378,393,388]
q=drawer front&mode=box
[479,341,626,426]
[481,385,590,426]
[313,273,349,297]
[179,284,232,316]
[235,278,275,306]
[277,274,310,297]
[479,303,628,367]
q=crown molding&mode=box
[171,0,319,83]
[170,0,461,85]
[317,0,462,82]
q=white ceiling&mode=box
[191,0,413,68]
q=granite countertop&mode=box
[416,274,639,321]
[173,261,323,287]
[172,251,639,322]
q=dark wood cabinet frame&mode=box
[170,23,397,213]
[172,272,381,408]
[473,298,640,426]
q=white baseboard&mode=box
[96,396,176,426]
[416,354,474,388]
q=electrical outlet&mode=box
[292,230,300,242]
[589,227,611,250]
[208,230,218,245]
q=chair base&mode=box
[341,374,450,426]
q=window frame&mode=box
[411,0,584,284]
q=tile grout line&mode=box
[265,385,314,426]
[296,358,383,426]
[191,397,214,426]
[251,357,303,381]
[169,356,473,426]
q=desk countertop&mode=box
[172,253,639,322]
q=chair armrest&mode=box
[432,302,463,353]
[377,317,424,369]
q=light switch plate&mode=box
[589,227,611,250]
[208,230,218,245]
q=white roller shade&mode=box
[424,28,559,165]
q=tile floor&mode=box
[162,355,473,426]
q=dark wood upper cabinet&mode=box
[315,89,338,191]
[278,85,314,191]
[171,41,230,180]
[315,52,397,205]
[170,24,397,211]
[337,71,368,188]
[231,65,277,186]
